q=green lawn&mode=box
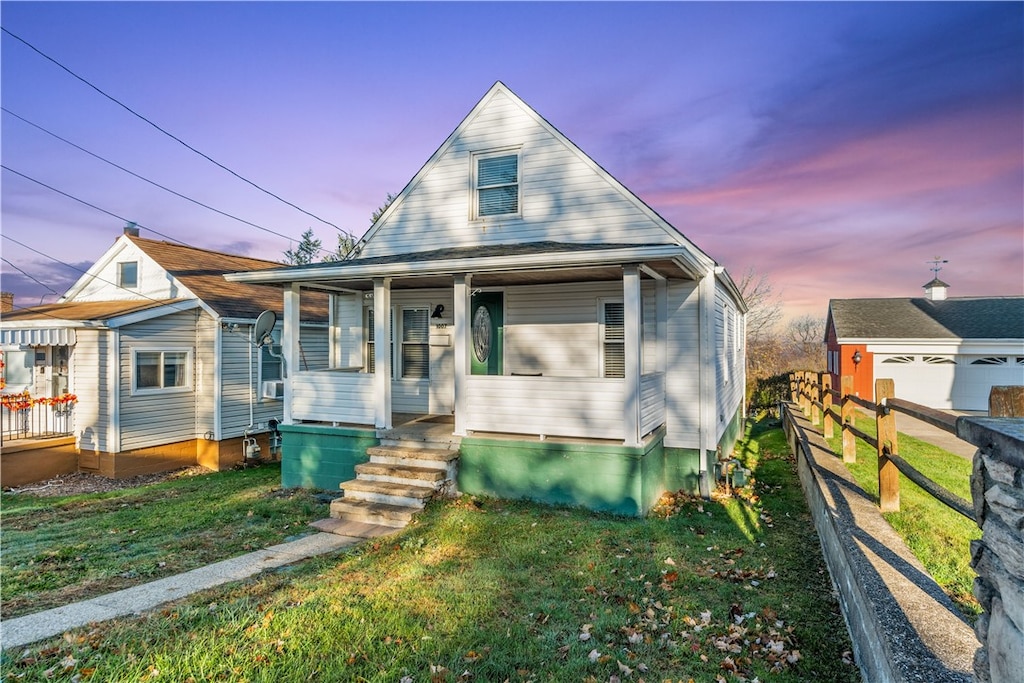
[826,414,981,618]
[1,420,859,682]
[0,465,330,617]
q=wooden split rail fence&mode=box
[789,370,975,521]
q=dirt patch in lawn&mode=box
[2,466,212,497]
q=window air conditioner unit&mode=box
[261,380,284,400]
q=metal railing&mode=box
[1,399,75,444]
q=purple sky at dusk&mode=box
[2,2,1021,320]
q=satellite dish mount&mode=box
[253,310,277,348]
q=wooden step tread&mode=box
[366,445,459,462]
[341,479,434,499]
[331,499,418,520]
[355,462,445,481]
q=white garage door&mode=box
[873,355,957,409]
[951,356,1024,411]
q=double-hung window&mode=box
[401,308,429,379]
[133,349,191,393]
[475,152,519,217]
[601,301,625,378]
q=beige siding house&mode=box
[227,82,747,516]
[1,231,328,479]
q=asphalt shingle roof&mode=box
[828,296,1024,340]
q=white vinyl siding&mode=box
[664,280,701,449]
[71,329,113,453]
[714,286,745,441]
[218,321,285,438]
[119,311,198,450]
[358,89,679,259]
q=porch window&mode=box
[475,152,519,217]
[364,308,395,376]
[401,308,429,379]
[133,349,190,393]
[601,301,625,378]
[118,261,138,288]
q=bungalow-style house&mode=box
[825,279,1024,410]
[1,228,329,482]
[226,82,747,518]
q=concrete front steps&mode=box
[329,442,460,529]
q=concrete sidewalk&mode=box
[1,522,395,651]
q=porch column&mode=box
[656,278,667,374]
[623,266,642,447]
[453,274,470,437]
[697,270,717,496]
[373,278,392,430]
[282,283,301,424]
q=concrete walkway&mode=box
[1,521,395,651]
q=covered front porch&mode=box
[272,243,703,447]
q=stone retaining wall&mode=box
[960,417,1024,683]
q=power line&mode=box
[0,256,60,295]
[1,25,351,238]
[2,107,323,249]
[1,165,190,246]
[1,233,199,314]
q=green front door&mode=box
[470,292,503,375]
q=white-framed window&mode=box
[118,261,138,288]
[473,150,520,218]
[400,307,429,380]
[600,299,625,378]
[364,307,395,376]
[132,348,191,394]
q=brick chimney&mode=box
[123,221,140,238]
[1,291,13,313]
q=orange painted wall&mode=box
[825,324,873,399]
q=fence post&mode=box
[841,375,855,462]
[800,371,810,416]
[876,378,899,513]
[789,373,797,403]
[822,373,834,439]
[811,373,821,426]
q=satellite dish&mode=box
[253,310,277,347]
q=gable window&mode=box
[118,261,138,288]
[601,300,625,378]
[475,152,519,217]
[133,349,190,393]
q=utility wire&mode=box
[1,165,190,246]
[1,25,351,238]
[2,107,328,250]
[1,233,200,314]
[0,256,60,295]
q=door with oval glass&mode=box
[470,291,503,375]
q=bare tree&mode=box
[785,314,826,370]
[738,266,782,346]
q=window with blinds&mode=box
[602,301,625,378]
[365,308,393,376]
[476,153,519,217]
[402,308,429,379]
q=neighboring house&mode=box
[825,279,1024,410]
[1,228,329,478]
[226,82,747,517]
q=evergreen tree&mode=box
[282,229,322,265]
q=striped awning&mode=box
[0,328,76,346]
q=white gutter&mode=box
[224,245,696,285]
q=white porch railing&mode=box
[464,374,663,441]
[640,372,666,436]
[291,370,375,424]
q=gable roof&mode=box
[351,81,717,274]
[125,236,329,321]
[828,296,1024,341]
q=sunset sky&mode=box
[2,2,1021,320]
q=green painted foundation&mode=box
[279,424,378,491]
[458,427,703,516]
